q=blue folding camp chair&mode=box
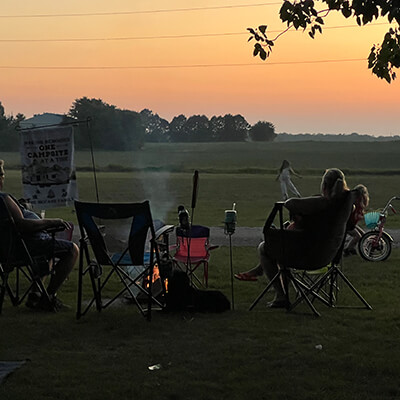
[75,200,164,320]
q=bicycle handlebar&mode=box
[382,196,400,214]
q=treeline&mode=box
[0,102,25,151]
[276,132,400,142]
[0,97,276,151]
[139,109,275,144]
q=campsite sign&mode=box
[19,125,78,209]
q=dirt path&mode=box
[72,226,400,249]
[209,227,400,248]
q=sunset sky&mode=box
[1,0,398,136]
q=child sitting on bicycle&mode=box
[343,184,369,256]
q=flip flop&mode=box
[234,273,258,281]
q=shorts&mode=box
[25,238,74,259]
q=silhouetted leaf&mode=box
[315,16,324,24]
[341,7,352,18]
[253,44,260,57]
[247,28,256,35]
[259,25,267,34]
[259,48,267,60]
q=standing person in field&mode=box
[276,159,301,200]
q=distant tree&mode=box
[249,121,276,142]
[68,97,144,150]
[140,109,170,142]
[216,114,250,142]
[184,115,212,142]
[169,114,188,142]
[0,102,25,151]
[209,115,225,141]
[115,109,145,150]
[248,0,400,83]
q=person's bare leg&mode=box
[258,242,286,302]
[46,243,79,296]
[237,264,264,277]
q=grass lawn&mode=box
[2,169,400,229]
[1,247,400,400]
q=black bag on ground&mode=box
[165,270,230,313]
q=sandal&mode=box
[234,272,258,281]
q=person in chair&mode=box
[0,160,78,311]
[236,168,352,308]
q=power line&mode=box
[0,22,391,43]
[0,3,281,18]
[0,59,366,70]
[0,32,245,42]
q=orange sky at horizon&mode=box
[0,0,398,136]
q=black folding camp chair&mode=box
[289,240,372,312]
[0,196,56,313]
[75,200,164,320]
[249,190,371,316]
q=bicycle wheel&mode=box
[358,231,392,262]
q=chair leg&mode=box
[0,270,6,314]
[291,265,372,311]
[334,267,372,310]
[249,270,281,311]
[288,273,321,317]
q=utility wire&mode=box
[0,3,281,18]
[0,59,366,70]
[0,23,391,43]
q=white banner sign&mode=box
[19,125,78,209]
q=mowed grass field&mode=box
[1,141,400,400]
[2,141,400,227]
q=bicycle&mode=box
[358,196,400,262]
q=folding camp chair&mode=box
[0,196,57,313]
[289,240,372,312]
[249,191,371,316]
[171,225,219,288]
[75,200,163,320]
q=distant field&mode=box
[2,141,400,226]
[2,141,400,172]
[3,172,400,229]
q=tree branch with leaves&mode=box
[248,0,400,83]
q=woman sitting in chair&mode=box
[0,160,78,311]
[235,168,351,308]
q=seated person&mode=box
[0,159,79,311]
[235,168,352,308]
[343,184,369,256]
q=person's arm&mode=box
[284,196,328,216]
[289,167,302,178]
[4,194,70,233]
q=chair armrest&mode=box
[263,202,285,236]
[155,224,175,240]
